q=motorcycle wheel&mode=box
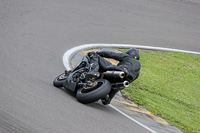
[53,73,67,87]
[76,79,111,104]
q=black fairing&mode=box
[64,55,90,92]
[63,73,76,92]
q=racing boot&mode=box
[101,89,120,105]
[101,95,111,105]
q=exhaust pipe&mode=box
[104,71,125,79]
[123,81,129,87]
[111,80,130,89]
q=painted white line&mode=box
[62,43,199,133]
[63,43,200,70]
[109,104,157,133]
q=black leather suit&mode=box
[96,51,141,83]
[88,50,141,104]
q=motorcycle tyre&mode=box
[76,79,111,104]
[53,73,67,88]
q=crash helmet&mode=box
[126,48,140,60]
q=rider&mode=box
[88,48,141,105]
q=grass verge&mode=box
[118,49,200,133]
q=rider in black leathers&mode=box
[88,48,141,105]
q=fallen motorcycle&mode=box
[53,54,129,104]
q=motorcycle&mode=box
[53,53,129,104]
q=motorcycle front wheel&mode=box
[76,79,111,104]
[53,73,67,88]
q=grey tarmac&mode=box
[0,0,199,133]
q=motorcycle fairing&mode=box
[64,56,91,92]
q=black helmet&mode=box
[126,48,140,60]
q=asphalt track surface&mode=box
[0,0,200,133]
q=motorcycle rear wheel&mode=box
[76,79,111,104]
[53,73,67,87]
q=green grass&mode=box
[119,49,200,133]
